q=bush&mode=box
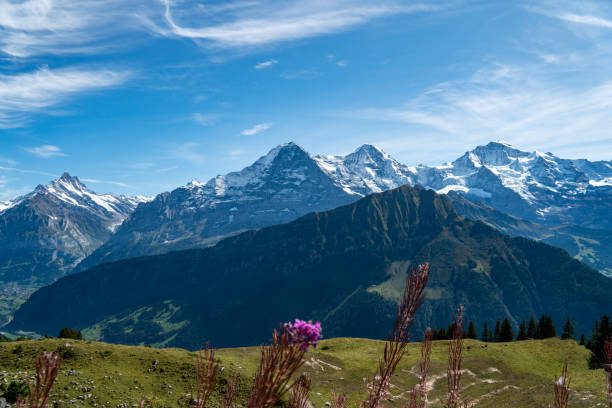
[2,381,29,403]
[58,327,82,340]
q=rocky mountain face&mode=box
[76,142,401,271]
[8,186,612,349]
[418,142,612,229]
[76,142,612,277]
[0,173,149,324]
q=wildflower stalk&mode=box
[247,320,321,408]
[409,327,433,408]
[604,337,612,408]
[194,343,220,408]
[288,374,311,408]
[16,352,62,408]
[552,358,571,408]
[222,378,236,408]
[362,263,430,408]
[331,393,347,408]
[446,305,466,408]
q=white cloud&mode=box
[192,113,218,125]
[81,178,129,187]
[554,12,612,29]
[0,66,129,128]
[280,70,320,80]
[354,63,612,159]
[25,145,66,158]
[241,122,271,136]
[0,0,148,58]
[254,59,278,69]
[336,60,348,67]
[157,0,440,48]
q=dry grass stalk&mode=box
[194,343,220,408]
[446,305,465,408]
[604,337,612,408]
[16,352,62,408]
[247,327,308,408]
[222,377,236,408]
[288,374,311,408]
[362,263,430,408]
[552,358,571,408]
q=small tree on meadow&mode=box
[499,318,514,342]
[494,320,501,342]
[58,328,82,340]
[481,322,489,342]
[561,318,575,340]
[537,316,557,339]
[517,320,528,341]
[527,316,538,339]
[467,321,478,339]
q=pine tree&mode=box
[588,314,612,367]
[579,333,586,346]
[58,327,82,340]
[537,315,556,339]
[560,317,575,340]
[482,322,489,342]
[527,316,537,339]
[494,320,501,342]
[467,321,478,339]
[499,318,514,342]
[517,320,527,341]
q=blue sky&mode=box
[1,0,612,199]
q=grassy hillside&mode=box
[0,337,607,407]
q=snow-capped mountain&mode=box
[0,173,150,324]
[417,142,612,229]
[77,141,612,274]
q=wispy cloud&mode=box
[156,1,441,49]
[241,122,271,135]
[81,178,129,187]
[555,12,612,29]
[0,66,130,128]
[254,59,278,69]
[192,112,218,125]
[280,70,320,80]
[0,165,57,177]
[168,142,206,163]
[336,60,348,67]
[24,145,67,158]
[354,63,612,157]
[0,0,147,58]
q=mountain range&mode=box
[0,174,149,324]
[1,141,611,328]
[8,185,612,349]
[76,141,612,277]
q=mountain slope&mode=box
[0,173,149,324]
[9,186,612,349]
[76,142,612,278]
[77,143,410,270]
[447,192,612,277]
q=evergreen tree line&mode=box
[430,315,568,343]
[585,314,611,368]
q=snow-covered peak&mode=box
[0,200,14,213]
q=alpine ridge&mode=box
[8,185,612,349]
[0,173,150,324]
[76,142,612,277]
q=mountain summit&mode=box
[0,174,149,324]
[76,142,612,273]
